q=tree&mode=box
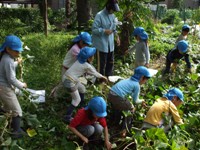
[117,0,153,55]
[65,0,71,28]
[76,0,90,32]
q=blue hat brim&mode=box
[84,106,107,117]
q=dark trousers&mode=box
[99,51,114,77]
[164,52,172,74]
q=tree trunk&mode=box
[119,11,133,55]
[65,0,71,28]
[43,0,48,36]
[76,0,90,32]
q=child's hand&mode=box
[124,50,129,55]
[171,63,177,72]
[101,76,108,83]
[141,100,147,108]
[131,107,136,114]
[145,63,149,68]
[105,140,112,150]
[82,136,89,143]
[17,57,23,64]
[116,36,120,46]
[23,83,27,88]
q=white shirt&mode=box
[62,60,103,83]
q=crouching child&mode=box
[68,96,112,150]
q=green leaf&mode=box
[1,137,12,146]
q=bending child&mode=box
[0,35,27,138]
[142,88,184,132]
[163,40,191,74]
[68,96,112,150]
[107,66,152,136]
[62,47,107,123]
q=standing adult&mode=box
[92,0,120,77]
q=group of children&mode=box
[0,23,191,149]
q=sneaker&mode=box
[11,128,27,139]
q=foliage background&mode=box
[0,1,200,149]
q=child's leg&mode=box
[164,55,171,74]
[76,125,95,138]
[79,93,85,107]
[64,89,80,123]
[0,86,25,138]
[93,123,103,137]
[77,82,86,107]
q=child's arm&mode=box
[126,44,136,54]
[104,126,112,150]
[87,64,108,82]
[184,54,192,72]
[68,125,89,143]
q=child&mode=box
[50,32,92,98]
[126,27,150,68]
[107,66,152,136]
[163,40,191,74]
[175,24,190,46]
[142,88,184,132]
[0,35,27,138]
[68,96,112,150]
[62,31,92,76]
[62,47,107,123]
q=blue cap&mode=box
[72,32,92,45]
[77,47,96,64]
[177,40,188,53]
[164,88,184,101]
[85,96,107,117]
[131,66,152,81]
[133,27,144,36]
[182,24,190,30]
[0,35,23,52]
[139,31,148,40]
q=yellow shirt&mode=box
[144,97,183,126]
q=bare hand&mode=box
[82,136,89,144]
[101,76,108,83]
[142,101,147,108]
[105,141,112,150]
[145,63,149,68]
[17,57,23,64]
[23,83,27,88]
[116,37,120,46]
[105,29,113,35]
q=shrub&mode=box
[21,32,75,93]
[0,8,43,38]
[161,9,181,24]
